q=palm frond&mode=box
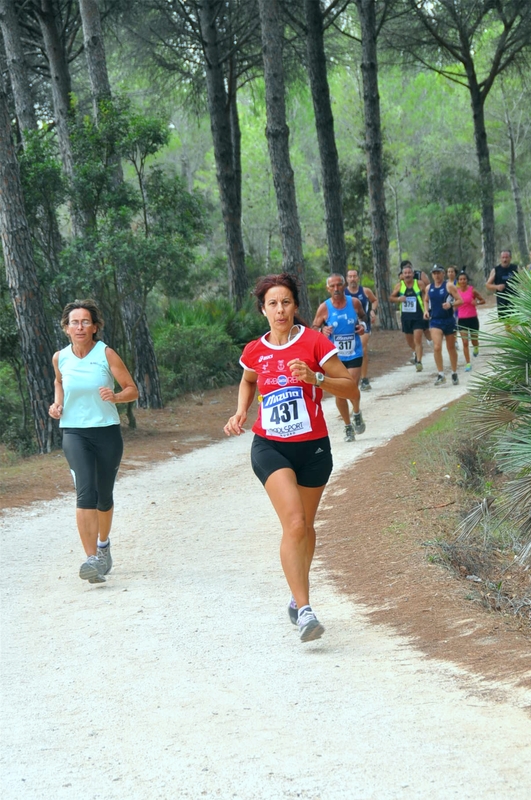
[454,270,531,564]
[456,497,495,543]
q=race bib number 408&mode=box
[261,386,312,438]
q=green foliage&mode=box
[154,324,240,397]
[340,163,372,274]
[465,270,531,561]
[0,287,34,454]
[70,99,140,223]
[18,129,66,227]
[51,101,209,339]
[153,298,267,399]
[419,167,481,266]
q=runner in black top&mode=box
[486,249,519,321]
[390,265,428,371]
[397,260,432,361]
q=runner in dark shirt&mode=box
[486,249,519,321]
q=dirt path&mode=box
[2,311,531,799]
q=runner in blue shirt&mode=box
[345,268,378,391]
[423,266,460,386]
[312,274,367,442]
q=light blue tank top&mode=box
[58,340,120,428]
[325,296,363,362]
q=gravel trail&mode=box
[2,315,530,799]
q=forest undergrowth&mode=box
[408,403,530,628]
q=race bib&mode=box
[261,386,312,438]
[402,296,417,313]
[333,333,355,356]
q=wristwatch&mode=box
[314,372,325,387]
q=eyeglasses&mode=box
[68,320,93,328]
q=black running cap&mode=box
[431,264,445,272]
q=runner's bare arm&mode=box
[364,287,378,318]
[288,355,356,401]
[423,286,430,319]
[486,268,502,292]
[389,283,404,303]
[224,370,257,436]
[446,282,460,303]
[49,351,64,418]
[102,348,139,404]
[311,302,329,331]
[352,297,367,323]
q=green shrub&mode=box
[162,297,267,347]
[154,323,242,399]
[0,363,35,454]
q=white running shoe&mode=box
[298,608,325,642]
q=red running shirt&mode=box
[240,326,337,441]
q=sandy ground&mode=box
[1,310,531,799]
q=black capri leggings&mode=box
[62,425,123,511]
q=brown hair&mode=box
[60,299,104,341]
[254,273,307,327]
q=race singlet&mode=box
[402,296,417,313]
[332,333,356,357]
[260,386,312,439]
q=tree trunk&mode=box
[466,71,496,278]
[197,0,248,309]
[78,0,163,409]
[304,0,347,276]
[257,0,311,322]
[502,90,528,265]
[37,0,74,184]
[37,0,87,238]
[228,60,249,305]
[0,0,37,141]
[78,0,113,116]
[354,0,395,330]
[387,179,401,268]
[0,73,57,453]
[1,0,64,349]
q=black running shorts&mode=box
[458,317,479,333]
[341,356,363,369]
[251,434,333,488]
[401,317,429,335]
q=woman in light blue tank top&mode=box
[48,299,138,585]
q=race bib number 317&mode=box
[261,386,312,438]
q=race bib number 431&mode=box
[261,386,312,438]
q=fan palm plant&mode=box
[462,268,531,564]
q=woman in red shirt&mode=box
[224,274,356,642]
